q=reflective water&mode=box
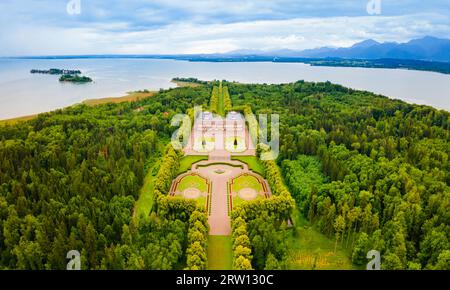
[0,58,449,119]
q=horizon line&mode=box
[1,35,449,59]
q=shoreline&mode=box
[0,80,199,126]
[0,91,154,126]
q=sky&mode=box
[0,0,449,56]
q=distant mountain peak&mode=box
[407,35,449,45]
[221,36,450,62]
[417,35,445,41]
[351,39,380,48]
[290,36,450,62]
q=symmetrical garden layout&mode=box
[169,100,272,236]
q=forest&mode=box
[0,85,210,269]
[229,80,449,270]
[0,79,448,270]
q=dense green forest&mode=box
[0,79,448,270]
[0,85,210,269]
[229,81,449,270]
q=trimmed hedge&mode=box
[210,86,219,114]
[153,145,197,221]
[185,210,209,270]
[231,216,253,270]
[223,86,232,114]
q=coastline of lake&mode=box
[0,90,156,125]
[0,80,199,125]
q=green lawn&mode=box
[178,155,209,174]
[208,235,233,270]
[217,86,225,116]
[286,211,357,270]
[196,196,207,211]
[134,170,156,219]
[230,174,266,210]
[232,174,263,193]
[232,194,264,209]
[232,156,265,177]
[177,174,208,192]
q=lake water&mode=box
[0,58,449,119]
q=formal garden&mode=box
[229,173,268,210]
[171,173,211,211]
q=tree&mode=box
[264,253,281,270]
[352,233,369,265]
[383,253,403,270]
[13,240,45,270]
[234,256,253,270]
[433,250,450,270]
[334,215,346,252]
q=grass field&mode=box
[230,174,265,210]
[286,212,357,270]
[0,114,37,126]
[208,235,233,270]
[178,155,209,174]
[83,91,155,106]
[232,156,265,176]
[134,168,156,219]
[177,174,208,192]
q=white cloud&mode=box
[1,12,450,55]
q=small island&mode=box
[30,68,93,83]
[31,68,81,75]
[59,74,93,83]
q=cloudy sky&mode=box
[0,0,449,56]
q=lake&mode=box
[0,58,449,119]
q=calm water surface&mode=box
[0,58,449,119]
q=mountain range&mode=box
[227,36,450,62]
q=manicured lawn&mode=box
[196,196,207,211]
[134,170,156,219]
[178,155,208,174]
[232,194,264,209]
[232,175,263,193]
[286,211,358,270]
[177,174,208,192]
[229,173,267,210]
[208,236,233,270]
[232,156,265,177]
